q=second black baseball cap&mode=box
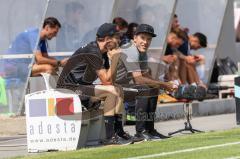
[135,24,157,37]
[96,23,118,38]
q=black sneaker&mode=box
[117,131,133,140]
[133,131,151,142]
[101,135,133,145]
[148,129,170,139]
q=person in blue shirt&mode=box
[170,14,207,85]
[5,28,39,80]
[8,28,39,55]
[31,17,68,76]
[7,17,68,78]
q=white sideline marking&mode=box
[224,157,240,159]
[122,141,240,159]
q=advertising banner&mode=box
[25,89,82,152]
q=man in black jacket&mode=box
[57,23,132,145]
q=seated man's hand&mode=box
[194,54,205,63]
[185,56,196,64]
[162,55,177,64]
[108,48,121,60]
[60,58,69,67]
[159,81,178,93]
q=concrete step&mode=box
[155,98,236,121]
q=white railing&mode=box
[0,52,73,59]
[0,44,216,59]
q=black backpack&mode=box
[210,57,237,83]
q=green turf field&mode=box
[15,128,240,159]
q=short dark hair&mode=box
[126,23,138,39]
[128,23,138,31]
[174,14,178,18]
[43,17,61,28]
[112,17,128,30]
[193,32,207,48]
[65,2,84,14]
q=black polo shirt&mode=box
[58,41,109,86]
[164,44,174,55]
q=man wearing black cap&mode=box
[57,23,132,145]
[115,24,175,141]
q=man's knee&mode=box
[44,65,56,74]
[105,85,122,97]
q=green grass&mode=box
[15,128,240,159]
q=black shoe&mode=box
[149,129,170,139]
[101,134,133,145]
[133,131,151,142]
[117,131,133,140]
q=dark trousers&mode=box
[135,96,158,132]
[122,84,159,133]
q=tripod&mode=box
[168,101,203,136]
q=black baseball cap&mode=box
[96,23,118,38]
[135,24,157,37]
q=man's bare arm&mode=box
[174,50,187,60]
[96,50,121,85]
[35,51,58,66]
[132,72,175,92]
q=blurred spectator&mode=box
[6,27,39,79]
[6,17,67,79]
[7,28,39,55]
[171,14,180,30]
[162,28,187,84]
[113,17,128,46]
[165,29,187,56]
[113,17,128,32]
[171,14,189,33]
[171,14,207,85]
[126,23,138,41]
[178,32,207,84]
[56,2,84,51]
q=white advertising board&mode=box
[25,89,82,152]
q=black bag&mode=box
[210,57,237,83]
[221,57,238,74]
[174,85,206,101]
[218,57,237,75]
